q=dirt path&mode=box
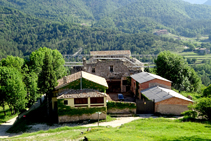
[0,114,181,138]
[0,116,18,138]
[82,114,157,127]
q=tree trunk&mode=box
[3,104,6,116]
[46,93,50,116]
[10,106,13,115]
[13,106,16,114]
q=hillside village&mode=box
[50,50,194,123]
[1,0,211,140]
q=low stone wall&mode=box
[107,101,136,114]
[107,108,136,114]
[58,112,106,123]
[156,104,189,115]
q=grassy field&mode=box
[0,105,18,124]
[5,118,211,141]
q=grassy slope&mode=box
[6,118,211,141]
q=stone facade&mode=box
[86,60,130,80]
[85,59,143,93]
[58,112,107,123]
[155,97,193,115]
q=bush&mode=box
[107,101,136,110]
[182,110,198,120]
[195,98,211,121]
[203,84,211,97]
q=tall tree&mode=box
[22,64,38,107]
[155,51,201,92]
[38,52,58,115]
[0,67,26,115]
[29,47,66,79]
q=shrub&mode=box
[203,84,211,97]
[182,110,198,120]
[107,101,136,110]
[195,98,211,121]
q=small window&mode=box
[110,66,113,72]
[64,100,68,105]
[74,98,88,104]
[123,80,127,85]
[92,68,95,73]
[91,97,104,104]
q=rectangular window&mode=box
[91,97,104,104]
[110,66,113,72]
[123,80,127,85]
[74,98,88,104]
[64,100,68,105]
[92,68,95,73]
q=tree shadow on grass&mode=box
[7,102,57,133]
[170,135,211,141]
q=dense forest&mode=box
[93,0,211,37]
[0,6,187,59]
[1,0,211,37]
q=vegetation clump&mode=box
[107,101,136,110]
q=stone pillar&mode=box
[88,97,90,108]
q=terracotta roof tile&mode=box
[90,50,131,56]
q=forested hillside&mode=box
[0,0,136,24]
[94,0,211,37]
[204,0,211,5]
[183,0,207,4]
[1,0,211,37]
[0,6,184,59]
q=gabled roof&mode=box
[57,89,107,99]
[55,71,108,90]
[131,72,171,84]
[90,50,131,56]
[141,86,193,103]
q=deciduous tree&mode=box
[155,51,201,92]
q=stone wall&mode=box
[86,60,130,79]
[139,79,171,90]
[58,112,106,123]
[156,104,189,115]
[107,108,136,114]
[155,97,193,115]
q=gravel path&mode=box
[0,114,181,138]
[82,114,157,127]
[0,116,18,138]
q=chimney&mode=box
[83,57,87,71]
[63,76,67,84]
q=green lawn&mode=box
[0,105,18,124]
[5,118,211,141]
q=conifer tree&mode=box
[38,52,58,115]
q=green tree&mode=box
[0,56,24,72]
[29,47,66,79]
[0,67,26,115]
[38,52,58,115]
[22,64,39,107]
[203,84,211,97]
[155,51,201,92]
[195,98,211,121]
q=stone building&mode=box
[141,86,193,115]
[131,72,172,99]
[83,50,144,93]
[52,71,108,123]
